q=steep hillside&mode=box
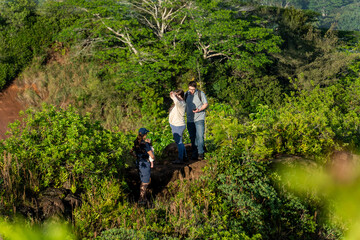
[0,84,24,139]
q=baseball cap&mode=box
[138,128,150,135]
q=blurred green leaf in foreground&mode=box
[278,151,360,240]
[0,219,74,240]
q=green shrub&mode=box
[96,228,158,240]
[274,84,360,157]
[0,104,129,207]
[207,80,360,161]
[74,179,127,239]
[212,157,319,239]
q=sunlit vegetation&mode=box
[0,0,360,239]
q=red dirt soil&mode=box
[0,84,25,139]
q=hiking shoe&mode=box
[198,154,204,160]
[191,155,198,160]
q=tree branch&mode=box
[130,0,188,38]
[78,7,142,64]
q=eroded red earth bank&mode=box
[0,84,24,139]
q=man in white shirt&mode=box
[169,89,187,163]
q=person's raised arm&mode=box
[170,91,180,103]
[170,91,175,100]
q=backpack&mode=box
[184,90,202,103]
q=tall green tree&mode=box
[167,1,283,113]
[42,0,285,117]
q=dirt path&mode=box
[125,159,208,202]
[125,143,208,202]
[0,84,25,139]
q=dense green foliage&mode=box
[0,0,359,239]
[254,0,360,31]
[0,0,78,89]
[0,104,129,216]
[206,61,360,160]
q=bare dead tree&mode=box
[187,10,230,61]
[197,39,229,60]
[93,13,139,55]
[129,0,188,38]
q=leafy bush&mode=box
[273,82,360,157]
[214,159,319,239]
[207,77,360,161]
[96,228,158,240]
[0,104,128,207]
[74,179,127,239]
